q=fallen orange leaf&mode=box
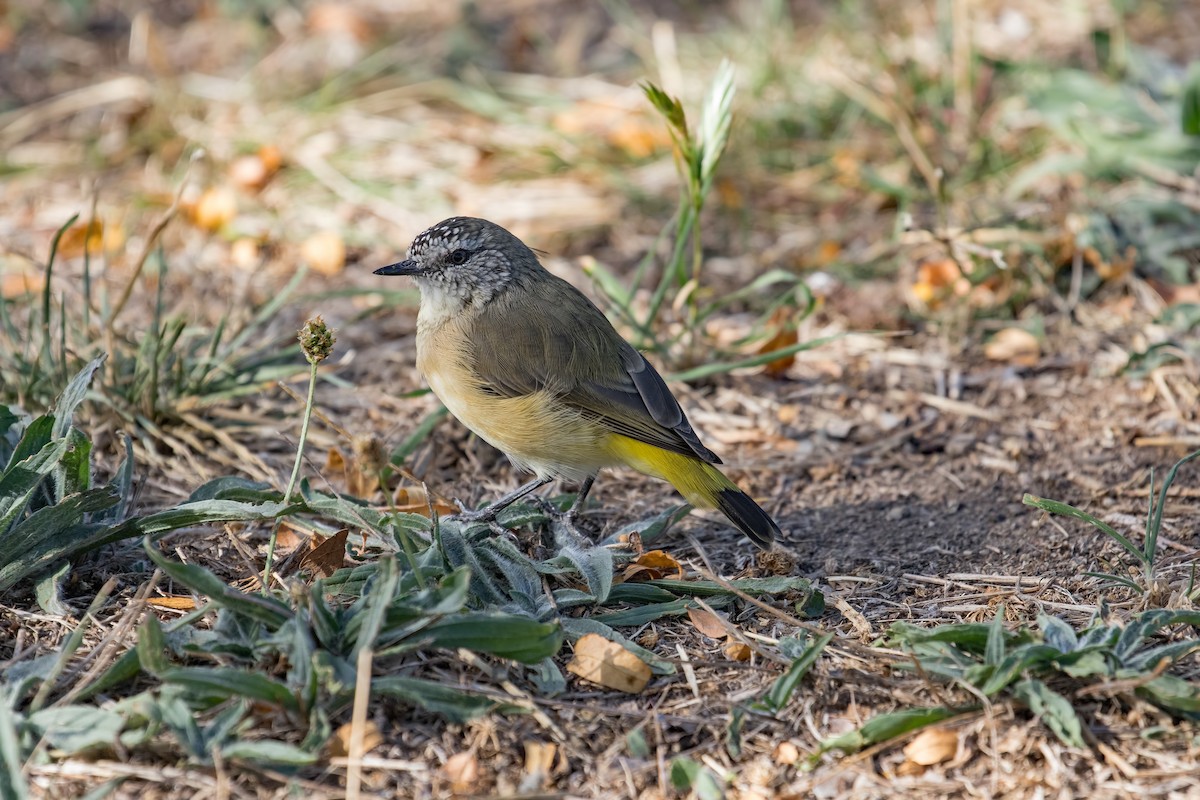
[146,596,197,611]
[57,219,106,258]
[756,307,799,378]
[687,607,728,639]
[566,633,651,693]
[723,640,752,661]
[258,144,283,174]
[274,521,305,550]
[609,117,671,158]
[912,258,969,309]
[621,549,683,582]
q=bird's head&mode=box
[375,217,539,309]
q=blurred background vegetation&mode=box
[1,0,1198,443]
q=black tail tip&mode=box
[715,489,779,549]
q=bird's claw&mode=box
[450,498,498,524]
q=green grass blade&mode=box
[1022,494,1147,565]
[815,706,961,758]
[1146,449,1200,565]
[760,631,833,713]
[423,612,563,664]
[1012,678,1084,747]
[372,676,514,724]
[0,693,29,800]
[160,667,301,713]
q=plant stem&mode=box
[263,358,318,590]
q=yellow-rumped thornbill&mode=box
[375,217,779,548]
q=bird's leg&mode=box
[563,474,597,525]
[454,475,554,523]
[527,474,598,548]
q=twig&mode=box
[685,561,903,663]
[345,646,374,800]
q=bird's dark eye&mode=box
[446,249,470,265]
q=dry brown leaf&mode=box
[394,485,459,517]
[687,607,728,639]
[191,186,237,231]
[903,726,959,767]
[274,522,305,550]
[329,720,382,758]
[326,441,382,498]
[442,751,480,795]
[912,258,969,307]
[258,144,283,174]
[57,219,107,258]
[609,117,671,158]
[756,307,799,377]
[146,596,197,611]
[723,640,752,661]
[566,633,651,693]
[301,230,346,276]
[621,549,683,582]
[984,327,1040,366]
[814,239,842,267]
[299,529,349,578]
[831,147,863,185]
[325,447,347,473]
[553,98,670,158]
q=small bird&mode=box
[375,217,779,548]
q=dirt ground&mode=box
[282,298,1200,799]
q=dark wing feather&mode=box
[468,276,720,464]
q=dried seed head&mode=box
[351,433,387,476]
[299,315,336,363]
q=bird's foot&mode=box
[529,496,594,546]
[444,499,515,539]
[450,499,499,524]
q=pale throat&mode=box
[414,277,477,331]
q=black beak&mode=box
[374,259,421,276]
